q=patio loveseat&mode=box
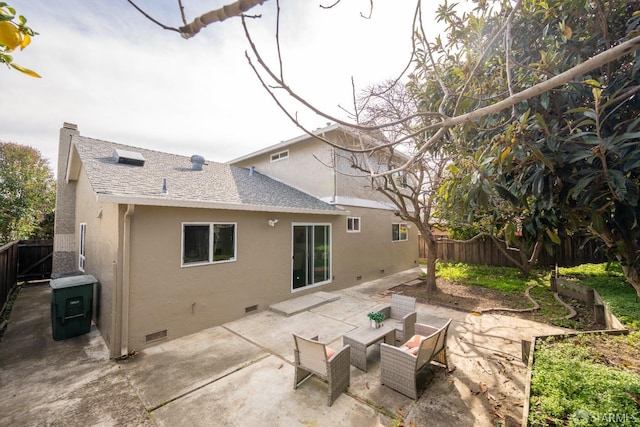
[380,319,452,399]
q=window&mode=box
[346,217,361,233]
[182,222,236,266]
[270,150,289,162]
[392,223,408,242]
[392,171,408,187]
[79,223,86,271]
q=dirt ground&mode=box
[391,277,640,381]
[390,278,601,330]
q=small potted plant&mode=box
[367,311,384,329]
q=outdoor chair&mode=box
[377,294,417,343]
[292,333,351,406]
[380,319,452,400]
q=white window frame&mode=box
[78,222,86,271]
[181,222,237,267]
[346,217,361,233]
[270,150,289,162]
[392,223,408,242]
[291,222,332,292]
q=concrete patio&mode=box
[0,268,568,426]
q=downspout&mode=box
[110,260,118,359]
[121,203,134,357]
[331,146,337,204]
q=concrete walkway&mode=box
[0,269,568,426]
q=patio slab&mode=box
[152,355,390,427]
[0,268,574,426]
[120,326,267,409]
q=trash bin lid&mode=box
[50,274,97,289]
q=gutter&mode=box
[96,194,349,216]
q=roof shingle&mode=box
[72,136,343,214]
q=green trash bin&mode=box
[50,274,96,340]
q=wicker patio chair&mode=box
[378,294,417,343]
[293,334,351,406]
[380,319,452,400]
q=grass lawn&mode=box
[528,263,640,426]
[421,261,640,426]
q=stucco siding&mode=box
[126,206,317,350]
[234,139,335,199]
[74,167,120,355]
[331,206,419,284]
[123,204,417,351]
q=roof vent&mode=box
[113,149,145,166]
[190,154,205,171]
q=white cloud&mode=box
[1,0,440,173]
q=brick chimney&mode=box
[52,122,80,275]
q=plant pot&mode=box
[370,320,381,329]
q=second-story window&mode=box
[270,150,289,162]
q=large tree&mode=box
[0,142,55,244]
[436,0,640,295]
[348,80,450,289]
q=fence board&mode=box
[0,240,19,315]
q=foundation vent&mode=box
[145,329,168,343]
[245,304,258,313]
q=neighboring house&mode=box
[52,122,418,358]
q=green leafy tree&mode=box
[436,0,640,294]
[0,142,55,244]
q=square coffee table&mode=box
[343,324,395,372]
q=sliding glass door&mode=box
[292,224,331,290]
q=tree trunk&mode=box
[618,248,640,299]
[421,229,438,293]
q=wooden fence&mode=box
[17,239,53,281]
[0,239,53,316]
[0,240,19,316]
[420,235,607,268]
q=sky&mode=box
[2,0,442,174]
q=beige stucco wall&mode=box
[233,130,400,206]
[331,206,419,283]
[233,136,335,199]
[73,167,121,355]
[124,204,418,351]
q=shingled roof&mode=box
[68,136,345,215]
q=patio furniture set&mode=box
[293,294,453,405]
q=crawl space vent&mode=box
[114,148,145,166]
[145,329,168,343]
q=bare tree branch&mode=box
[179,0,268,39]
[440,35,640,129]
[126,0,180,33]
[177,0,188,26]
[319,0,342,10]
